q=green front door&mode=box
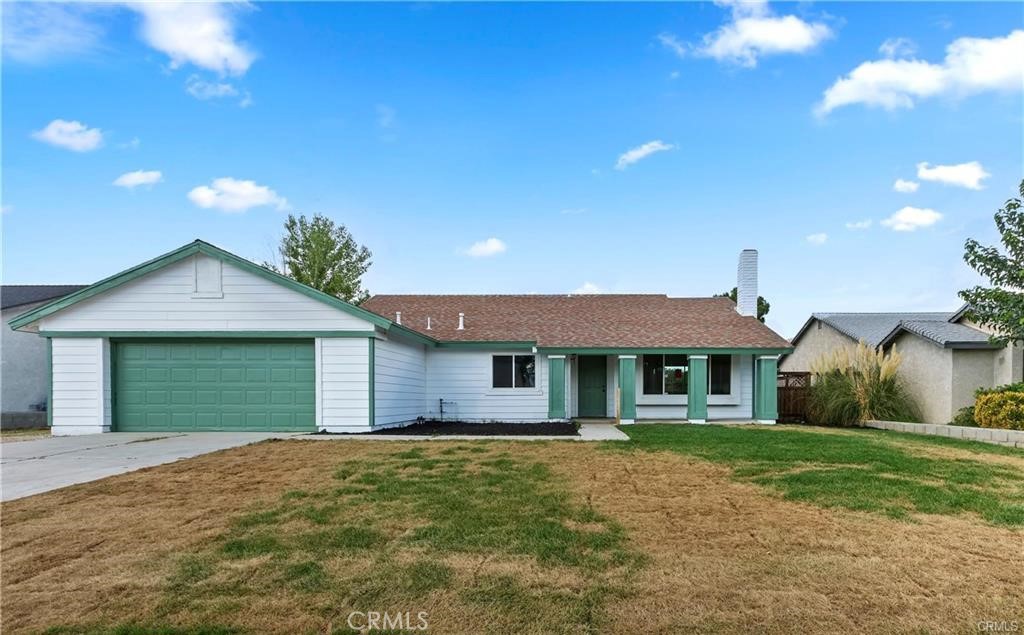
[577,355,607,417]
[114,341,316,432]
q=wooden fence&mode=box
[777,372,811,422]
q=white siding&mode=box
[424,350,551,422]
[39,254,375,332]
[51,338,110,435]
[318,338,371,432]
[375,336,427,427]
[635,355,754,420]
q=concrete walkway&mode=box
[1,432,300,502]
[297,422,630,442]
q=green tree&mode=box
[266,214,372,304]
[959,179,1024,346]
[715,287,770,322]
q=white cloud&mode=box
[31,119,103,152]
[615,140,675,170]
[684,0,832,68]
[187,177,289,213]
[669,70,681,80]
[571,282,604,295]
[816,30,1024,115]
[879,37,917,59]
[881,206,942,232]
[185,74,238,100]
[657,32,688,58]
[806,232,828,245]
[113,170,163,189]
[893,178,919,193]
[130,2,255,76]
[239,92,253,108]
[1,3,104,63]
[845,220,872,230]
[916,161,990,190]
[463,238,507,258]
[119,136,141,150]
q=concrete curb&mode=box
[863,420,1024,449]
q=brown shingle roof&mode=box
[362,294,791,349]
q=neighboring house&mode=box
[1,285,87,427]
[7,241,791,435]
[782,309,1023,424]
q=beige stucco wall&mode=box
[891,332,953,424]
[958,317,1023,386]
[2,301,50,413]
[781,320,856,372]
[951,349,996,416]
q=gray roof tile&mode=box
[812,312,951,348]
[2,285,87,311]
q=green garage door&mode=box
[114,341,316,432]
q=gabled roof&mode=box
[2,285,88,311]
[362,294,792,350]
[878,319,1000,350]
[792,312,952,349]
[7,240,405,335]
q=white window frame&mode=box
[636,353,740,406]
[490,353,537,390]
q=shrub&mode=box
[974,392,1024,430]
[950,405,979,427]
[807,342,922,426]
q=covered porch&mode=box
[543,350,781,424]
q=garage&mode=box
[114,340,316,432]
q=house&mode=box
[2,285,87,427]
[782,309,1023,424]
[7,241,791,435]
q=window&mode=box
[709,354,732,395]
[643,354,733,396]
[492,354,535,388]
[643,354,688,395]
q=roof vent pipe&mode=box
[395,311,402,325]
[457,313,465,330]
[426,317,432,330]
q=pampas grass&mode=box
[808,342,922,426]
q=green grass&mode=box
[619,424,1024,526]
[148,445,640,633]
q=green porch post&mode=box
[753,355,779,423]
[617,355,636,423]
[547,355,566,419]
[687,354,708,423]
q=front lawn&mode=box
[2,426,1022,634]
[621,424,1024,525]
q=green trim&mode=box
[368,337,376,427]
[386,323,441,347]
[547,356,566,419]
[617,356,637,420]
[39,330,375,339]
[436,340,536,350]
[686,356,708,421]
[539,347,793,355]
[46,338,53,428]
[753,356,779,421]
[8,240,400,333]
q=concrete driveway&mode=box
[1,432,304,502]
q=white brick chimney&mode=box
[736,249,758,317]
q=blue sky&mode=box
[2,1,1022,337]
